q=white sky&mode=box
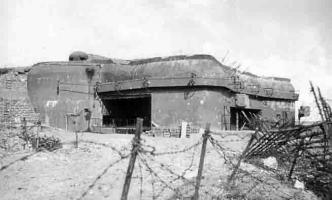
[1,0,332,120]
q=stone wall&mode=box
[0,70,39,126]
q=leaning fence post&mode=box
[121,118,143,200]
[193,123,210,200]
[288,138,304,181]
[227,131,256,184]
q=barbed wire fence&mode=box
[69,117,319,200]
[0,118,63,171]
[2,116,330,199]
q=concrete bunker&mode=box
[27,52,299,133]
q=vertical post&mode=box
[74,115,79,148]
[325,123,332,152]
[288,139,304,181]
[9,79,12,135]
[36,123,40,150]
[181,121,187,139]
[223,106,228,130]
[75,131,78,148]
[65,114,68,132]
[321,124,328,160]
[236,111,239,131]
[227,132,256,184]
[309,81,324,121]
[193,123,210,200]
[223,106,226,131]
[317,87,330,122]
[121,118,143,200]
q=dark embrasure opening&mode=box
[102,95,151,130]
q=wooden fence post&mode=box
[121,118,143,200]
[65,114,68,132]
[288,138,304,181]
[75,131,78,148]
[73,115,80,148]
[193,123,210,200]
[236,111,239,131]
[36,123,40,150]
[227,132,256,184]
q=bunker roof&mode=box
[31,52,298,101]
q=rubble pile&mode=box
[0,128,25,152]
[20,129,62,152]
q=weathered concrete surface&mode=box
[99,55,298,100]
[151,89,233,130]
[26,53,298,131]
[249,96,296,123]
[27,62,102,131]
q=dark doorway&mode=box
[230,107,261,130]
[102,95,151,130]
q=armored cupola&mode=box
[69,51,89,61]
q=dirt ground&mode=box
[0,128,318,200]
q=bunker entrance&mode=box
[230,107,261,130]
[102,95,151,130]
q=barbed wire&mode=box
[144,157,157,200]
[141,142,217,200]
[209,136,238,155]
[138,153,184,199]
[76,153,130,200]
[210,131,251,140]
[4,119,327,199]
[143,153,195,185]
[145,144,198,199]
[209,137,233,164]
[149,138,203,156]
[236,167,293,199]
[207,134,295,199]
[212,138,248,143]
[79,140,129,158]
[181,142,198,177]
[137,158,144,200]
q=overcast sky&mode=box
[1,0,331,120]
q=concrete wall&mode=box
[151,88,234,130]
[151,88,296,131]
[249,96,296,123]
[27,63,102,131]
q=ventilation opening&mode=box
[102,95,151,131]
[230,107,261,130]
